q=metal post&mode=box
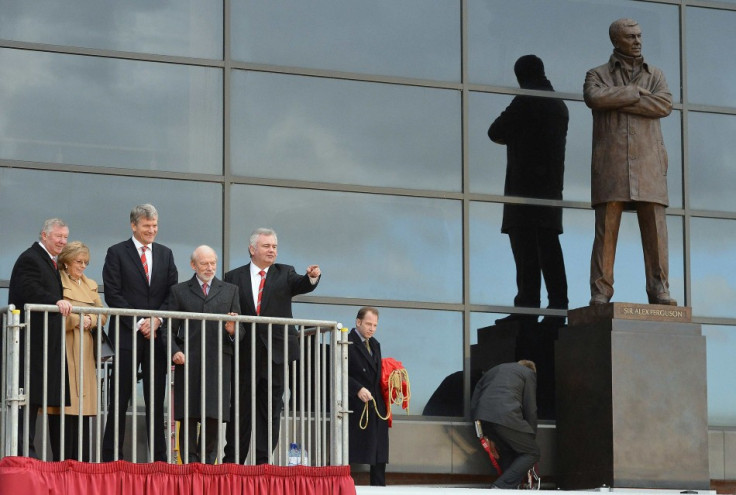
[4,308,22,457]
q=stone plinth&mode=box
[555,303,709,490]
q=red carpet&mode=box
[0,456,356,495]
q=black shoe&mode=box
[540,316,566,328]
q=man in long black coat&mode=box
[488,55,569,321]
[161,245,243,464]
[471,360,539,489]
[8,218,73,458]
[348,306,389,486]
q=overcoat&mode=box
[8,243,70,406]
[48,271,107,416]
[584,53,672,207]
[161,275,243,421]
[347,328,389,465]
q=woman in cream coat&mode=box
[47,241,107,461]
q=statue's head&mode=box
[609,18,642,57]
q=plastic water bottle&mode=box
[288,442,300,466]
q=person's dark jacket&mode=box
[347,328,389,465]
[8,243,70,406]
[471,362,538,434]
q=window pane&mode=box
[690,218,736,318]
[468,0,680,100]
[688,112,736,212]
[703,325,736,426]
[0,1,222,59]
[0,49,222,174]
[468,92,681,207]
[231,71,461,191]
[470,205,683,309]
[231,0,460,81]
[686,7,736,108]
[229,186,462,303]
[0,168,222,283]
[294,303,463,416]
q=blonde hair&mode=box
[58,241,90,269]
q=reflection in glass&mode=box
[0,1,222,59]
[688,112,736,212]
[1,289,7,307]
[686,7,736,108]
[231,72,461,191]
[468,92,682,207]
[229,186,462,303]
[0,49,222,174]
[470,205,683,309]
[690,218,736,318]
[231,0,460,81]
[0,168,222,283]
[294,303,463,417]
[702,325,736,426]
[467,0,680,99]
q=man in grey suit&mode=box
[471,360,539,489]
[161,245,242,464]
[222,227,321,464]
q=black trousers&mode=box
[481,421,540,489]
[102,344,168,462]
[48,414,91,461]
[223,347,285,464]
[508,227,568,309]
[180,418,218,464]
[370,462,387,486]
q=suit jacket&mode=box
[161,275,243,420]
[471,362,537,435]
[8,242,69,406]
[102,238,178,351]
[347,328,388,465]
[224,262,318,364]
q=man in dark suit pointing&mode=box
[223,227,320,464]
[102,204,178,461]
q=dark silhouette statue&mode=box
[488,55,569,323]
[584,18,676,306]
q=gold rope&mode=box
[359,398,390,429]
[358,368,411,430]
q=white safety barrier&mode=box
[1,304,350,466]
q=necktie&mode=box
[202,282,209,296]
[52,258,58,270]
[365,339,372,355]
[140,246,149,283]
[256,270,266,315]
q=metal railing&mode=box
[1,304,350,466]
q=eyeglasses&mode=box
[73,259,89,266]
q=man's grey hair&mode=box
[39,218,67,240]
[609,18,639,44]
[249,228,278,251]
[191,245,217,263]
[130,203,159,225]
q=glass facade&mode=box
[2,0,736,427]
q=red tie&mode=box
[52,259,58,270]
[256,270,266,315]
[140,246,149,283]
[202,282,209,296]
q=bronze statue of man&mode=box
[584,18,676,306]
